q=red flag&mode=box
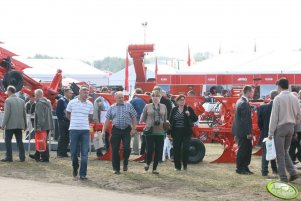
[124,49,129,92]
[187,45,191,66]
[155,57,158,80]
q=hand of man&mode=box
[130,129,136,136]
[268,135,273,140]
[247,134,252,140]
[36,128,42,132]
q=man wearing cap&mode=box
[102,91,137,174]
[66,86,93,180]
[1,85,27,162]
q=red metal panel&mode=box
[216,75,223,85]
[232,74,253,85]
[156,75,171,84]
[295,74,301,84]
[180,75,206,84]
[221,75,233,85]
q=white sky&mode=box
[1,0,301,60]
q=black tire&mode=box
[3,70,24,92]
[188,138,206,164]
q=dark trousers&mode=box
[173,128,191,170]
[262,142,278,175]
[236,137,252,172]
[57,121,70,156]
[4,129,25,161]
[34,130,49,161]
[289,136,301,162]
[110,126,131,171]
[145,135,164,170]
[140,134,146,155]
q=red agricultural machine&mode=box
[0,46,62,108]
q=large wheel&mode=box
[3,71,24,92]
[188,138,206,164]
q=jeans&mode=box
[69,130,90,177]
[146,135,164,171]
[110,126,131,171]
[57,121,70,156]
[4,129,25,161]
[261,142,278,175]
[132,132,140,154]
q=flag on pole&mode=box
[155,57,158,81]
[187,45,191,66]
[124,49,129,92]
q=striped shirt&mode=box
[174,110,185,128]
[106,102,137,129]
[66,98,93,130]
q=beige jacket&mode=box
[269,90,301,136]
[2,94,26,130]
[141,103,167,133]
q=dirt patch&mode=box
[0,144,300,201]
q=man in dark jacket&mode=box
[257,90,278,176]
[56,88,73,157]
[232,85,254,175]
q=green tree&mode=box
[28,54,63,59]
[193,52,212,62]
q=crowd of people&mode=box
[1,78,301,182]
[233,78,301,182]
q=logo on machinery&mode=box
[266,181,299,200]
[237,77,247,82]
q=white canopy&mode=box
[180,50,301,75]
[16,57,109,85]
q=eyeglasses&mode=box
[178,98,185,101]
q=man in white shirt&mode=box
[66,86,93,180]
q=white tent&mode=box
[180,50,301,75]
[16,57,109,85]
[109,62,177,92]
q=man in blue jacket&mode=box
[56,88,73,157]
[257,90,278,176]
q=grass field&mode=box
[0,143,300,201]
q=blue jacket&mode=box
[56,97,69,122]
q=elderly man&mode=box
[66,86,93,180]
[102,91,137,174]
[1,85,27,162]
[93,87,111,157]
[29,89,54,162]
[269,78,301,182]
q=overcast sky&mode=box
[1,0,301,60]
